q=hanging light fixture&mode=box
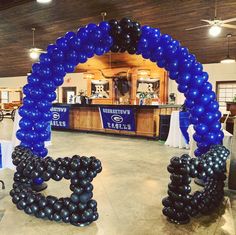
[36,0,52,3]
[220,34,236,64]
[209,24,222,37]
[29,28,44,60]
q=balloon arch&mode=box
[10,18,229,226]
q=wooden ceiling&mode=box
[1,0,236,77]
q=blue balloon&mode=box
[204,132,217,144]
[185,88,199,100]
[32,63,41,74]
[64,31,76,40]
[193,133,203,142]
[77,53,87,63]
[34,121,47,132]
[18,107,30,118]
[19,118,33,131]
[200,112,215,124]
[46,91,57,102]
[27,74,40,85]
[178,84,188,93]
[28,109,42,121]
[69,36,81,50]
[47,44,58,54]
[217,130,224,142]
[23,97,35,108]
[99,21,110,32]
[201,82,212,93]
[41,81,56,93]
[39,65,52,78]
[53,64,66,76]
[194,123,209,135]
[20,141,32,148]
[197,93,211,105]
[189,75,204,88]
[42,111,53,121]
[194,148,202,157]
[77,28,89,41]
[38,131,51,141]
[206,100,219,112]
[56,37,69,51]
[66,50,79,65]
[33,177,44,185]
[191,62,203,74]
[39,53,52,65]
[185,99,195,109]
[26,131,39,143]
[53,76,64,86]
[30,87,44,100]
[37,100,52,112]
[177,47,189,58]
[210,121,221,132]
[32,142,45,151]
[169,71,179,80]
[16,130,27,141]
[157,59,167,68]
[178,73,191,84]
[189,115,199,124]
[191,105,204,117]
[23,84,32,96]
[51,48,64,62]
[86,23,97,32]
[64,63,75,73]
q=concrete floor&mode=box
[0,119,235,235]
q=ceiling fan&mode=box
[185,0,236,36]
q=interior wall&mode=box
[168,63,236,105]
[0,73,87,103]
[1,63,236,105]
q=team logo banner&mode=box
[51,106,70,129]
[99,107,136,131]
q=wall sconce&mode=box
[137,69,151,78]
[83,72,95,79]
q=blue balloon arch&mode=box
[10,18,229,226]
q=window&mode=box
[0,91,9,103]
[216,81,236,111]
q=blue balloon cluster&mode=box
[17,22,113,158]
[137,26,223,156]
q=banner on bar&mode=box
[51,106,70,129]
[99,107,136,131]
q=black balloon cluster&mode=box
[108,18,141,54]
[10,146,102,226]
[162,145,229,224]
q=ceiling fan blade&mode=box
[222,23,236,29]
[222,18,236,23]
[185,25,210,31]
[201,19,212,24]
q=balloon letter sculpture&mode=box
[10,18,229,226]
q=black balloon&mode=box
[10,145,102,226]
[162,145,229,224]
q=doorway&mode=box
[62,87,77,104]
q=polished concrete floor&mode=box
[0,119,235,235]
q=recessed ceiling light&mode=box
[36,0,52,4]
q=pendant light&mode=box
[36,0,52,3]
[29,28,44,60]
[220,34,236,64]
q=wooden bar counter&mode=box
[53,104,180,138]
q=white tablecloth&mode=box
[188,125,233,157]
[0,140,15,170]
[165,111,189,149]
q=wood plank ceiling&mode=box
[0,0,236,77]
